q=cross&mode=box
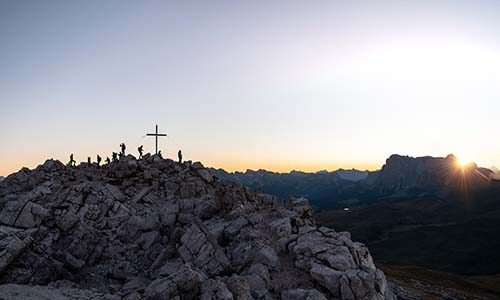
[146,124,167,155]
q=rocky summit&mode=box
[0,155,394,300]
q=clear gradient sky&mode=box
[1,1,500,176]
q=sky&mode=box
[1,0,500,176]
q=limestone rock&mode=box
[253,245,281,270]
[0,284,120,300]
[201,279,234,300]
[281,288,328,300]
[0,156,394,299]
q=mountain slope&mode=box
[316,184,500,275]
[0,155,393,300]
[211,154,495,210]
[210,168,375,209]
[373,154,492,196]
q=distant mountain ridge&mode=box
[336,169,369,181]
[491,166,500,180]
[373,154,492,195]
[210,154,495,209]
[209,167,375,209]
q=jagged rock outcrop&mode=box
[374,154,492,195]
[0,155,394,299]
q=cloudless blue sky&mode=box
[1,0,500,175]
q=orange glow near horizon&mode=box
[206,159,381,174]
[0,153,383,177]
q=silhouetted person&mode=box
[87,157,91,164]
[69,154,76,166]
[120,143,126,156]
[112,152,118,162]
[138,145,144,159]
[178,150,183,163]
[105,157,110,164]
[158,150,163,159]
[97,155,102,166]
[300,207,313,223]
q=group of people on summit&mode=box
[68,143,183,167]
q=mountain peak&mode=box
[0,156,392,299]
[377,153,489,195]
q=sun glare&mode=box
[456,156,471,169]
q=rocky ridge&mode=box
[0,154,393,299]
[373,154,492,194]
[210,154,497,210]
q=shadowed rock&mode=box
[0,158,395,299]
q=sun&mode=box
[456,157,467,167]
[455,155,472,169]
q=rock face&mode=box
[210,154,496,210]
[374,154,491,195]
[0,156,394,299]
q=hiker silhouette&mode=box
[69,154,76,166]
[138,145,144,159]
[120,143,126,156]
[158,150,163,159]
[178,150,183,163]
[97,155,102,166]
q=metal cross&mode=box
[146,124,167,155]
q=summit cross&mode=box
[146,124,167,155]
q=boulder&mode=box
[224,275,252,300]
[105,184,126,202]
[201,279,234,300]
[0,199,28,226]
[145,277,178,300]
[136,231,160,249]
[198,169,214,183]
[14,202,49,228]
[310,263,343,296]
[0,227,36,274]
[223,216,248,240]
[171,263,207,295]
[179,222,231,276]
[281,289,328,300]
[253,245,280,270]
[0,284,120,300]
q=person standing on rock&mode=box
[120,143,126,156]
[158,150,163,159]
[178,150,183,163]
[138,145,144,159]
[300,207,313,224]
[112,152,118,162]
[97,155,102,166]
[69,154,76,166]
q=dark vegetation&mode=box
[380,264,500,299]
[316,187,500,275]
